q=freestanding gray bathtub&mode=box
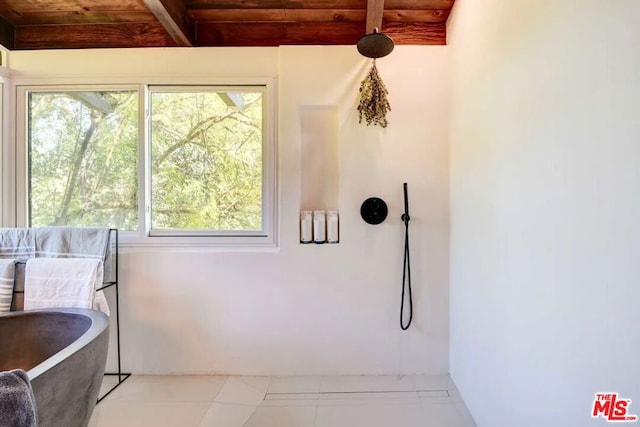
[0,308,109,427]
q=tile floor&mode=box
[91,374,476,427]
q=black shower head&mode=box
[357,28,395,59]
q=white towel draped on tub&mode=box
[24,258,110,315]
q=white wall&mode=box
[449,1,640,426]
[8,46,451,375]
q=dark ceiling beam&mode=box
[384,9,449,23]
[143,0,194,46]
[383,22,446,44]
[192,9,365,22]
[196,22,446,46]
[0,15,15,50]
[190,9,449,24]
[14,21,446,49]
[15,23,177,50]
[385,0,454,8]
[6,11,157,26]
[0,1,147,14]
[197,22,362,46]
[188,0,454,9]
[365,0,384,34]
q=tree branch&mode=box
[55,112,102,223]
[153,110,237,167]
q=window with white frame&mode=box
[16,84,276,246]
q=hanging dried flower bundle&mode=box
[358,60,391,128]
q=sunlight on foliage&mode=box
[28,89,264,232]
[29,91,139,230]
[150,91,263,231]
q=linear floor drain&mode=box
[264,390,449,400]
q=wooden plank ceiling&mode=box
[0,0,455,50]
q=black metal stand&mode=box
[8,228,130,402]
[97,229,131,403]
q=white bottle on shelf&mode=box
[313,210,326,244]
[300,211,313,243]
[327,211,339,243]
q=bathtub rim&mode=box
[0,308,109,381]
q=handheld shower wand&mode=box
[400,183,413,330]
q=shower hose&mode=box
[400,183,413,330]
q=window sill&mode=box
[116,233,278,252]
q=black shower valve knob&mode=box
[360,197,388,225]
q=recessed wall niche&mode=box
[300,105,339,243]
